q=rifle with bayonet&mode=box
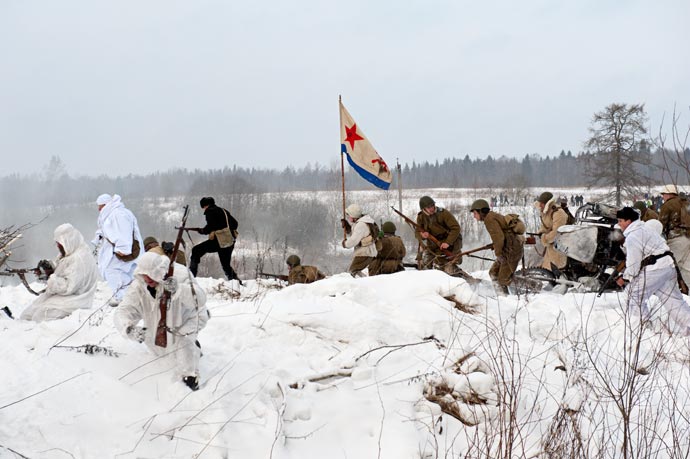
[156,205,190,348]
[259,272,289,281]
[597,260,626,297]
[391,206,457,260]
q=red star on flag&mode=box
[344,123,364,150]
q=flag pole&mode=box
[339,95,347,239]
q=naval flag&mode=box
[339,100,392,190]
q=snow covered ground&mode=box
[2,267,690,458]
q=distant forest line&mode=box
[2,148,688,207]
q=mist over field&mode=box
[0,173,617,285]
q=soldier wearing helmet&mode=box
[285,255,326,285]
[369,221,406,276]
[415,196,463,274]
[633,201,658,222]
[471,199,524,294]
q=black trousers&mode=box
[190,239,239,281]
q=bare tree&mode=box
[584,103,650,206]
[656,104,690,186]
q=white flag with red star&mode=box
[339,100,392,190]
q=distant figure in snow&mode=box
[21,223,98,321]
[341,203,378,277]
[368,221,406,276]
[187,197,242,284]
[286,254,326,285]
[92,194,143,306]
[615,207,690,335]
[114,252,209,391]
[143,236,187,266]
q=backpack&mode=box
[562,205,577,225]
[361,222,383,251]
[504,214,526,235]
[680,198,690,235]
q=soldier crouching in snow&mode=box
[415,196,463,274]
[21,223,99,321]
[114,252,209,391]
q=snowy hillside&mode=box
[1,268,689,458]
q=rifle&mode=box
[175,226,203,232]
[668,252,689,295]
[597,260,626,297]
[391,206,456,260]
[259,272,289,281]
[456,243,493,259]
[1,266,50,296]
[156,205,190,348]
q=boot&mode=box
[492,282,509,296]
[182,375,199,391]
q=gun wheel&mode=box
[512,267,557,294]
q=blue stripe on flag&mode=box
[342,144,390,190]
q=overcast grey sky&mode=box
[1,0,688,177]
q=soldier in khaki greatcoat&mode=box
[535,191,567,272]
[369,221,406,276]
[633,201,659,222]
[471,199,523,294]
[415,196,463,274]
[285,255,325,285]
[659,184,690,284]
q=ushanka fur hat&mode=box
[616,206,639,221]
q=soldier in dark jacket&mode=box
[369,221,406,276]
[471,199,523,294]
[633,201,659,222]
[415,196,462,274]
[286,255,326,285]
[188,197,242,284]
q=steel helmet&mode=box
[286,255,301,267]
[419,196,435,209]
[470,199,490,212]
[382,221,396,234]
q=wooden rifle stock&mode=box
[175,226,202,232]
[455,243,493,259]
[390,206,456,259]
[155,205,190,348]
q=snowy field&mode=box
[2,267,690,458]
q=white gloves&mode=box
[163,277,178,294]
[126,325,147,343]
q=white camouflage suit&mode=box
[114,252,209,378]
[622,219,690,334]
[21,223,98,321]
[93,194,143,301]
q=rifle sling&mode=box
[640,251,672,269]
